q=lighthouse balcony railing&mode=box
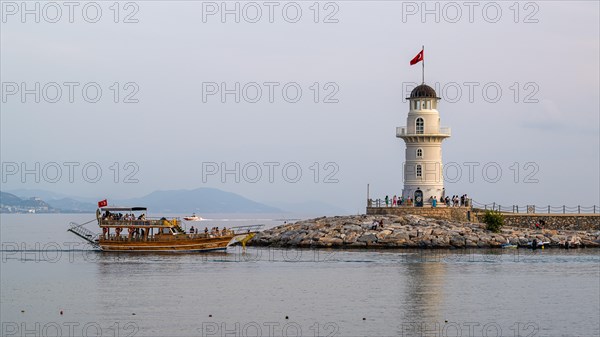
[396,127,451,137]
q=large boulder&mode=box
[376,229,393,240]
[357,234,378,244]
[316,237,343,247]
[343,232,360,244]
[343,224,363,232]
[450,235,466,248]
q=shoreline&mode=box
[248,214,600,249]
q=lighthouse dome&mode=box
[409,84,439,99]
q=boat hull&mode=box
[98,235,234,252]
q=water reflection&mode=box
[399,259,446,334]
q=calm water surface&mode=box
[1,214,599,336]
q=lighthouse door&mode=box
[414,190,424,207]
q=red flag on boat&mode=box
[410,49,424,65]
[98,199,108,208]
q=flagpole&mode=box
[422,45,425,84]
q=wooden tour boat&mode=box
[68,206,262,252]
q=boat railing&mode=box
[68,221,100,246]
[99,231,236,242]
[99,218,180,227]
[189,230,235,238]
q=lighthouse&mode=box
[397,83,451,206]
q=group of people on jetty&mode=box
[384,195,413,206]
[428,194,470,207]
[381,193,470,207]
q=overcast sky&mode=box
[1,1,598,212]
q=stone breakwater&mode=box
[249,214,600,249]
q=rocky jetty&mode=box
[249,214,600,249]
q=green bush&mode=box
[483,210,504,233]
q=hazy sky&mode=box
[1,1,599,212]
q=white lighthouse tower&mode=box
[397,84,451,206]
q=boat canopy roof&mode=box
[100,206,147,212]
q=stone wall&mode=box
[367,207,600,231]
[498,213,600,231]
[367,206,473,222]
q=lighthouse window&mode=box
[416,165,422,177]
[416,118,424,134]
[416,149,423,158]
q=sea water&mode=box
[1,214,599,336]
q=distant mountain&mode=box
[0,191,53,212]
[4,188,346,213]
[121,188,281,213]
[0,191,24,205]
[6,189,70,201]
[46,198,97,212]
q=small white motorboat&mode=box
[183,213,202,221]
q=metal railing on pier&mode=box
[470,201,598,214]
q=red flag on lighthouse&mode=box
[410,49,424,65]
[98,199,108,208]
